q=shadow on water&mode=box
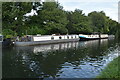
[2,38,119,78]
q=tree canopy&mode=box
[2,1,120,38]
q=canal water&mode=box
[2,38,119,78]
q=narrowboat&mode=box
[79,33,108,41]
[13,34,79,46]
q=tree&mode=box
[66,9,93,34]
[88,11,108,33]
[2,1,119,39]
[2,2,33,37]
[37,0,68,34]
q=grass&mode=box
[97,56,120,79]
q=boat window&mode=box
[71,36,73,39]
[75,36,76,38]
[51,36,54,40]
[59,36,62,39]
[67,36,69,39]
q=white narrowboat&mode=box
[13,34,79,46]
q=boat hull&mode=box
[14,39,79,46]
[79,34,108,41]
[79,37,108,41]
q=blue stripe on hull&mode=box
[79,36,100,41]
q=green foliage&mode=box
[2,29,17,38]
[27,26,46,35]
[66,9,93,34]
[2,2,119,38]
[2,2,33,36]
[88,11,107,33]
[38,1,68,34]
[6,35,13,38]
[115,23,120,39]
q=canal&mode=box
[2,38,119,78]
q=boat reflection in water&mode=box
[33,42,79,53]
[2,39,119,78]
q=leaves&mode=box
[39,1,68,34]
[2,2,33,36]
[66,9,93,34]
[2,2,119,38]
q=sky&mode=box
[57,0,119,22]
[27,0,119,22]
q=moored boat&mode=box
[79,33,108,41]
[13,34,79,46]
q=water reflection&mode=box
[33,42,79,53]
[2,39,119,78]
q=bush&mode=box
[2,29,17,38]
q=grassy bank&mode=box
[97,56,120,78]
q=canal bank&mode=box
[97,56,120,78]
